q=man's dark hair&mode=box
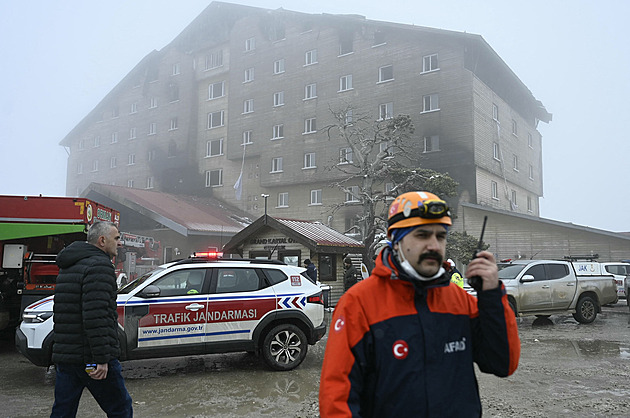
[304,259,311,265]
[87,221,118,244]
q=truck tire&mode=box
[572,296,597,324]
[261,324,307,371]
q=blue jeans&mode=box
[51,360,133,418]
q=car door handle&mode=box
[185,303,204,311]
[566,283,575,286]
[541,285,550,289]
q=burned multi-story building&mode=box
[61,1,551,239]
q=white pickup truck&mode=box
[497,259,618,323]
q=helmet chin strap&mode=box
[396,247,445,282]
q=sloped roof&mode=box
[222,215,364,255]
[85,183,251,237]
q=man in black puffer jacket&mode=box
[51,221,132,418]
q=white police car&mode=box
[16,257,326,371]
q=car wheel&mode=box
[508,299,517,317]
[262,324,307,371]
[572,295,597,324]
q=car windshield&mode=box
[497,264,526,280]
[118,267,166,294]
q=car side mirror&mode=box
[139,285,161,298]
[520,274,535,283]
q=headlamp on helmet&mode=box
[387,191,452,239]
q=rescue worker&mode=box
[319,191,520,417]
[303,259,318,283]
[447,258,464,288]
[343,257,358,291]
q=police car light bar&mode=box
[192,251,223,259]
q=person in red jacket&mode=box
[319,191,520,417]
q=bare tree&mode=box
[324,105,458,268]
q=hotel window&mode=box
[379,65,393,82]
[491,181,499,199]
[146,176,154,189]
[339,36,353,55]
[511,190,517,207]
[207,138,224,157]
[271,157,283,173]
[273,58,285,74]
[493,142,500,160]
[305,83,317,100]
[77,162,83,174]
[127,179,134,188]
[148,122,157,136]
[172,63,180,76]
[273,91,284,107]
[245,37,256,52]
[149,97,158,109]
[206,169,223,187]
[148,150,156,161]
[243,99,254,114]
[207,111,224,129]
[130,102,137,114]
[205,50,223,70]
[242,130,253,145]
[492,104,499,121]
[422,94,439,112]
[513,155,519,171]
[345,186,360,203]
[110,156,116,168]
[310,189,322,205]
[272,124,284,140]
[529,164,534,180]
[170,117,178,131]
[244,68,254,83]
[111,132,118,144]
[305,49,318,65]
[345,110,353,125]
[528,133,533,148]
[527,196,533,212]
[93,136,100,147]
[277,192,289,208]
[423,135,440,153]
[128,154,136,165]
[304,118,316,134]
[512,119,518,136]
[111,106,119,118]
[208,81,225,99]
[373,31,386,46]
[380,141,391,156]
[129,128,136,140]
[91,160,98,172]
[378,102,393,120]
[340,147,353,164]
[304,152,316,169]
[168,84,179,102]
[422,54,439,73]
[339,74,353,92]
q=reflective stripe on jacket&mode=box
[319,249,520,418]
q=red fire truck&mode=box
[0,195,120,331]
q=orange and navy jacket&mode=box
[319,248,520,417]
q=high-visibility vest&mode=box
[450,272,464,288]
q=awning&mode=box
[0,223,86,241]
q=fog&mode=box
[1,0,628,231]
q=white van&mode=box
[601,262,630,299]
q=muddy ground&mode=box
[2,302,630,417]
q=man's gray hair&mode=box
[87,221,118,244]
